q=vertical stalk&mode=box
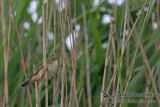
[42,5,48,107]
[82,4,92,107]
[1,0,9,106]
[46,0,49,44]
[54,0,56,57]
[33,65,39,107]
[53,0,57,106]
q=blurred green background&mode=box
[0,0,160,106]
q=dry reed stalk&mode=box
[111,30,117,91]
[1,0,9,106]
[73,2,79,104]
[126,27,130,75]
[112,0,117,24]
[120,0,153,106]
[100,25,113,107]
[10,0,33,106]
[111,21,117,107]
[46,0,49,44]
[60,68,65,107]
[63,56,69,106]
[156,0,160,93]
[7,1,12,67]
[109,9,116,66]
[112,74,116,103]
[53,57,62,107]
[53,0,57,106]
[59,24,65,107]
[42,5,48,107]
[106,0,148,94]
[33,65,39,107]
[53,75,56,107]
[82,4,92,107]
[60,9,65,107]
[62,24,68,107]
[68,40,74,106]
[74,0,77,74]
[53,0,56,57]
[113,77,120,107]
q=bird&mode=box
[20,56,60,87]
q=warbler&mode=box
[20,56,60,87]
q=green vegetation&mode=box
[0,0,160,107]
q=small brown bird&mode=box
[21,56,60,87]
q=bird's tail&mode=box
[20,78,33,87]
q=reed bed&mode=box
[0,0,160,107]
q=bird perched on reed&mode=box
[20,56,60,87]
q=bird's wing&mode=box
[34,65,44,76]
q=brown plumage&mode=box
[20,56,60,87]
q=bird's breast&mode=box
[47,60,58,79]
